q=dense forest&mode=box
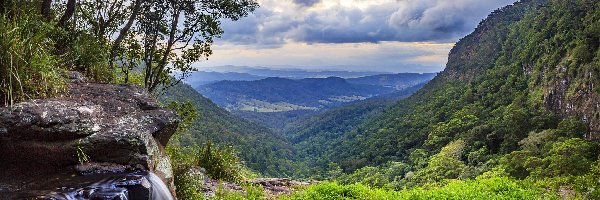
[277,0,600,198]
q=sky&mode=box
[193,0,517,73]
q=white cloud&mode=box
[204,0,517,72]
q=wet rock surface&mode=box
[0,73,179,199]
[246,178,313,196]
[185,167,313,198]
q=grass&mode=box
[0,15,65,106]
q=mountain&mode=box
[196,77,395,112]
[198,66,387,79]
[287,0,600,187]
[184,71,266,86]
[195,74,435,131]
[346,73,437,90]
[160,83,296,176]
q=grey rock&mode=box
[0,81,180,198]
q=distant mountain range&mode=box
[194,73,436,130]
[196,76,394,112]
[184,71,265,86]
[185,66,398,85]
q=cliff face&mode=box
[441,0,546,82]
[0,72,180,198]
[440,0,600,138]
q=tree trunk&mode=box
[148,10,180,92]
[109,0,142,71]
[41,0,52,21]
[58,0,75,28]
[0,0,5,15]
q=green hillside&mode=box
[285,1,600,197]
[161,83,297,176]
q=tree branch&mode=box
[41,0,52,21]
[58,0,75,28]
[109,0,142,70]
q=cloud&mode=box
[293,0,320,7]
[195,41,454,73]
[386,0,514,41]
[217,0,516,46]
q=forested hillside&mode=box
[284,0,600,198]
[161,83,297,176]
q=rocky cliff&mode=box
[0,72,179,199]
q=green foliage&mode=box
[335,161,411,190]
[502,136,599,179]
[0,15,65,106]
[174,172,205,200]
[168,142,255,183]
[60,32,113,83]
[531,138,598,178]
[198,142,255,182]
[412,140,468,185]
[398,177,559,200]
[161,83,297,177]
[211,183,264,200]
[166,100,199,133]
[166,145,205,200]
[75,144,90,164]
[168,143,259,199]
[285,177,558,200]
[282,182,400,200]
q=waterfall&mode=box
[33,171,173,200]
[147,172,174,200]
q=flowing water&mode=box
[2,171,173,200]
[147,172,174,200]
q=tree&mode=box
[413,140,468,184]
[41,0,51,20]
[58,0,75,28]
[38,0,258,92]
[120,0,259,92]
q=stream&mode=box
[0,171,173,200]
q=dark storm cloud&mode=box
[293,0,321,7]
[216,0,517,46]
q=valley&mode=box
[193,71,435,130]
[162,0,600,198]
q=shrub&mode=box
[282,182,399,200]
[412,140,468,184]
[336,161,410,189]
[198,142,255,182]
[537,138,599,177]
[211,183,264,200]
[398,177,559,200]
[0,15,65,106]
[61,32,113,83]
[167,146,205,200]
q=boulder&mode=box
[0,74,179,199]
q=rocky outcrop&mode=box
[0,73,179,199]
[183,167,313,198]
